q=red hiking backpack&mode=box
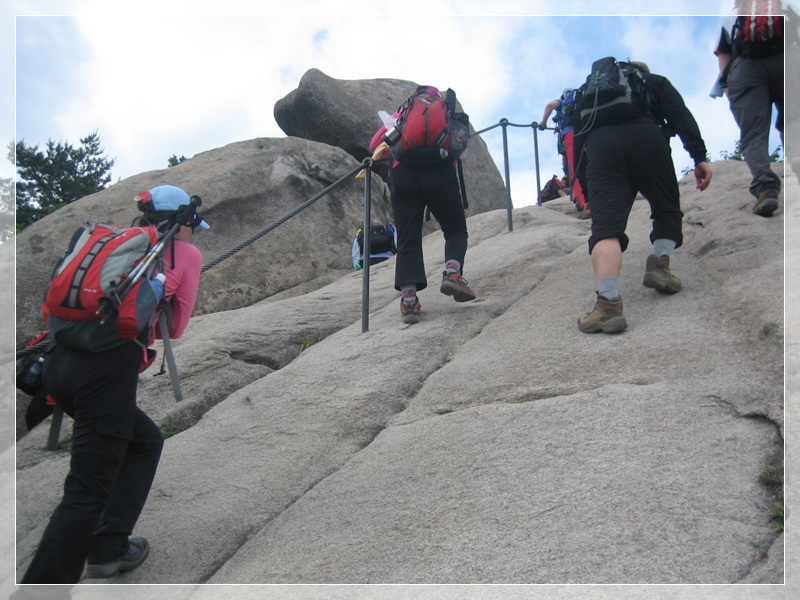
[732,0,784,58]
[541,176,564,202]
[43,222,164,352]
[390,87,470,165]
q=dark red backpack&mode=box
[732,0,784,58]
[390,87,470,165]
[43,222,163,352]
[541,176,563,202]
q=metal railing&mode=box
[33,120,557,448]
[472,119,557,231]
[200,118,558,330]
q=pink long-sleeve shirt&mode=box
[157,239,202,340]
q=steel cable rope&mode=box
[14,118,554,362]
[200,160,369,274]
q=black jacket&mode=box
[642,72,707,166]
[573,72,708,186]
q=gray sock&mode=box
[652,239,676,257]
[597,276,620,300]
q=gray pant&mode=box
[786,44,800,178]
[727,51,784,197]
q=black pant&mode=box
[390,162,468,291]
[584,118,682,254]
[21,342,163,583]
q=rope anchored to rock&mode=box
[200,159,371,274]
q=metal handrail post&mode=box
[500,119,513,232]
[361,158,372,333]
[533,124,543,206]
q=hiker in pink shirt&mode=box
[22,185,208,583]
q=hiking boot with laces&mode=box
[400,298,421,324]
[440,271,476,302]
[578,293,627,333]
[642,254,682,294]
[753,189,779,217]
[84,537,150,579]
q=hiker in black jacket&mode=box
[574,62,713,334]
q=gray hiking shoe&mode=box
[642,254,682,294]
[84,537,150,579]
[578,293,627,333]
[753,189,779,217]
[400,298,421,324]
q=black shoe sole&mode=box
[84,539,150,579]
[753,198,779,217]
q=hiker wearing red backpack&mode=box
[540,89,589,218]
[713,0,786,216]
[570,59,712,333]
[540,174,567,202]
[21,185,207,583]
[370,85,476,324]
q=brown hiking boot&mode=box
[577,294,627,333]
[642,254,682,294]
[753,189,779,217]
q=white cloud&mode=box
[12,1,779,204]
[59,7,535,181]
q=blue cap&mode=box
[146,185,209,230]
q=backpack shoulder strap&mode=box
[445,88,457,113]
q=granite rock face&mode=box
[12,160,787,592]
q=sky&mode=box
[4,0,786,209]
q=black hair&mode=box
[132,209,175,233]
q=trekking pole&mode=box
[157,311,183,402]
[361,158,372,333]
[97,197,202,324]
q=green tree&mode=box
[1,142,14,242]
[15,130,115,231]
[168,154,187,167]
[1,177,13,242]
[681,151,712,176]
[719,139,782,162]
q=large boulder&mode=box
[274,68,508,216]
[15,137,391,346]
